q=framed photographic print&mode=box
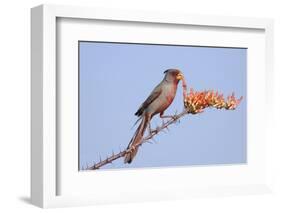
[31,4,274,208]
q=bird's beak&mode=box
[176,73,183,80]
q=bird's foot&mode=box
[149,126,160,134]
[153,126,161,134]
[172,115,178,121]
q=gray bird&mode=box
[124,69,184,163]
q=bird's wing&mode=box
[135,84,162,116]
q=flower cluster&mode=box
[184,88,243,114]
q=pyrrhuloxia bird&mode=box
[124,69,184,164]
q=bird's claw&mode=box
[150,126,161,134]
[156,126,161,133]
[172,115,178,120]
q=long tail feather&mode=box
[124,114,150,164]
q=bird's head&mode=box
[163,69,184,84]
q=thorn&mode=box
[99,155,102,162]
[151,137,157,144]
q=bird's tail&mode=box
[124,114,150,164]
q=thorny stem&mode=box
[86,109,189,170]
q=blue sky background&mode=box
[79,42,247,170]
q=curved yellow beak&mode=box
[176,73,183,80]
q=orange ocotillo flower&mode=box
[179,73,242,113]
[184,88,243,114]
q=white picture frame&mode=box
[31,4,274,208]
